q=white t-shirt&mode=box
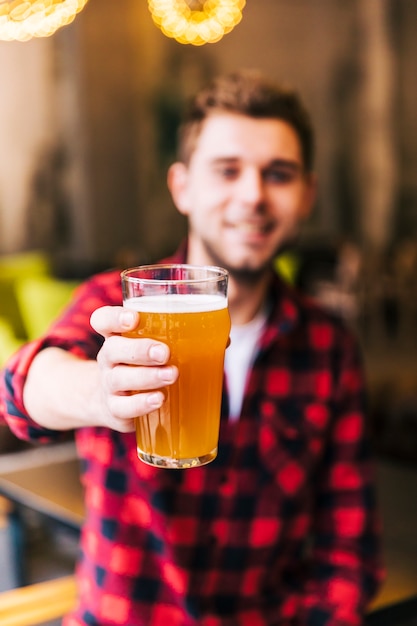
[224,309,268,421]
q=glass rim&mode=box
[120,263,228,285]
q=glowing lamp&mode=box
[148,0,246,46]
[0,0,88,42]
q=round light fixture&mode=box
[0,0,89,42]
[148,0,246,46]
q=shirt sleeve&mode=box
[294,329,385,625]
[0,271,121,443]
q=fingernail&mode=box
[147,392,164,410]
[158,366,176,383]
[120,311,135,329]
[149,344,168,363]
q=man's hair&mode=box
[176,70,315,171]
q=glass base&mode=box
[137,448,217,469]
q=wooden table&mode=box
[0,574,77,626]
[0,441,84,530]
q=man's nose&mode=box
[237,169,265,204]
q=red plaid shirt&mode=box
[0,247,383,626]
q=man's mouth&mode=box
[225,221,275,236]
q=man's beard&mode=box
[227,264,270,287]
[200,240,273,287]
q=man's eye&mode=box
[265,169,297,183]
[216,167,239,179]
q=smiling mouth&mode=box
[225,221,275,236]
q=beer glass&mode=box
[121,264,230,469]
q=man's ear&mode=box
[167,162,191,216]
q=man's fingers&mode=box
[104,362,178,394]
[91,305,179,430]
[97,335,170,367]
[90,305,139,337]
[107,390,167,422]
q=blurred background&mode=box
[0,0,416,620]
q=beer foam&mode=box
[125,294,227,313]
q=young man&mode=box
[0,71,383,625]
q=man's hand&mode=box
[90,306,178,431]
[23,305,178,433]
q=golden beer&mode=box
[125,293,230,468]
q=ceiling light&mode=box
[148,0,246,46]
[0,0,88,42]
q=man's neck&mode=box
[226,273,271,326]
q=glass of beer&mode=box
[121,264,230,469]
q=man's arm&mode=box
[2,305,178,439]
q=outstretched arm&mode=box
[22,306,177,433]
[0,273,178,442]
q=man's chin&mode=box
[199,242,274,281]
[226,262,272,285]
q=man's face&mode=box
[168,113,316,277]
